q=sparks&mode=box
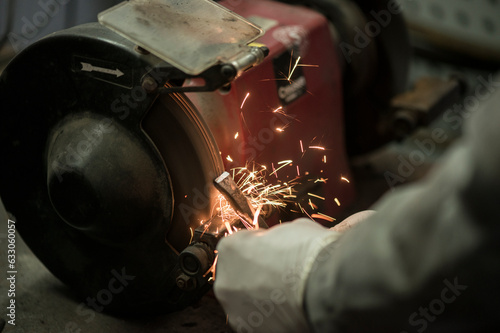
[273,106,283,113]
[299,140,304,153]
[323,155,327,163]
[225,221,233,234]
[213,163,298,235]
[288,56,301,81]
[204,253,218,278]
[234,132,239,139]
[334,197,341,206]
[298,203,305,214]
[253,205,263,230]
[341,176,350,183]
[301,205,315,220]
[296,165,300,176]
[314,178,328,183]
[309,145,325,150]
[226,155,233,162]
[308,193,325,200]
[269,161,292,177]
[278,160,293,165]
[276,127,284,132]
[311,213,335,222]
[308,199,318,210]
[189,227,194,244]
[240,92,250,109]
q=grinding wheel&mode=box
[0,22,224,314]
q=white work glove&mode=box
[214,211,376,333]
[214,218,340,333]
[330,210,376,232]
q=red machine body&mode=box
[188,0,354,221]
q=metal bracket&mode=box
[141,46,268,94]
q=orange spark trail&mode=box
[309,146,325,150]
[253,205,263,230]
[240,92,250,109]
[225,221,233,234]
[308,199,318,210]
[288,56,301,81]
[270,161,291,177]
[308,193,325,200]
[311,213,335,222]
[271,162,277,178]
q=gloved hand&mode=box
[214,218,340,333]
[330,210,376,232]
[214,212,375,333]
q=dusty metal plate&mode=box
[98,0,263,75]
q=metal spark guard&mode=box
[98,0,263,75]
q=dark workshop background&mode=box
[1,0,500,332]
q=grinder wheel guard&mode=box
[0,0,409,315]
[0,23,224,314]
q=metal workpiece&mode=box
[214,172,269,230]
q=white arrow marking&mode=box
[80,62,124,78]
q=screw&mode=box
[142,76,158,93]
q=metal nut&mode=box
[176,273,197,291]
